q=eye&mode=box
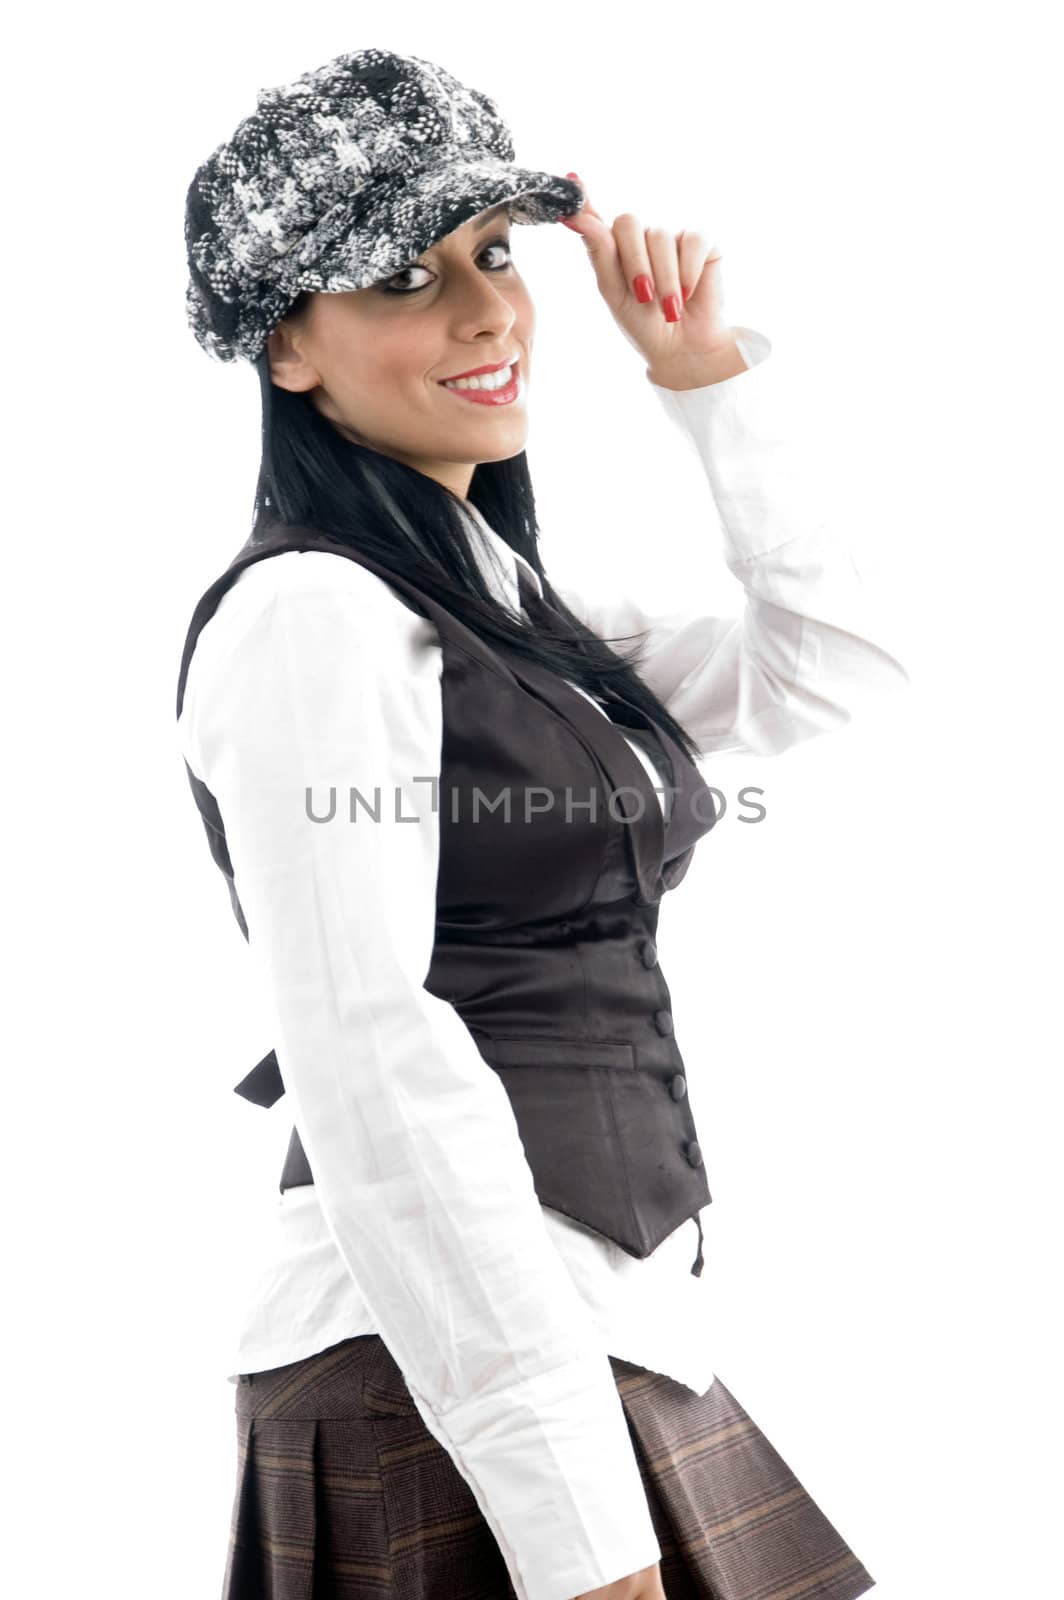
[379,235,514,296]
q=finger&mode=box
[678,231,721,303]
[559,198,627,303]
[564,172,605,223]
[611,212,659,306]
[644,226,684,320]
[558,174,609,241]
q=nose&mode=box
[450,267,517,335]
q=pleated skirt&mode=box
[221,1333,875,1600]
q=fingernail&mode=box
[681,284,691,303]
[634,274,655,304]
[565,171,583,187]
[663,293,682,322]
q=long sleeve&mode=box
[551,327,911,757]
[180,550,662,1600]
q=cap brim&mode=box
[288,155,584,294]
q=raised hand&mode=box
[559,173,747,389]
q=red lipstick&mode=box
[439,356,515,381]
[438,358,522,407]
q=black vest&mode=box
[176,525,721,1275]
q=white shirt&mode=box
[178,328,909,1600]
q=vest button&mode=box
[669,1073,687,1101]
[685,1140,703,1168]
[653,1008,674,1036]
[640,938,658,968]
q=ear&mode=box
[266,319,320,393]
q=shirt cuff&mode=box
[406,1349,662,1600]
[646,324,847,565]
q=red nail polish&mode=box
[634,274,655,304]
[663,293,682,323]
[681,284,691,303]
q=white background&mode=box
[5,3,1061,1596]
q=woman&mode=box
[178,46,906,1600]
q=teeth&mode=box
[444,362,516,391]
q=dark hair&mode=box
[250,298,703,765]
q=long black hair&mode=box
[250,297,703,764]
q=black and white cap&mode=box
[184,46,584,364]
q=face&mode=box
[266,202,532,501]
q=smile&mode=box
[439,360,522,406]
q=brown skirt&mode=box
[221,1333,875,1600]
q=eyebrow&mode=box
[386,204,512,281]
[472,202,512,232]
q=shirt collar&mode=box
[459,499,545,608]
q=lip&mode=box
[438,355,518,382]
[438,358,522,408]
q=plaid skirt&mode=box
[221,1333,875,1600]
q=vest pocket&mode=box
[475,1036,636,1070]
